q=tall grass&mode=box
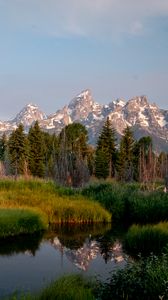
[37,275,95,300]
[9,275,96,300]
[82,182,138,222]
[0,208,47,238]
[0,179,111,225]
[82,182,168,225]
[124,222,168,256]
[127,191,168,224]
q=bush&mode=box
[99,253,168,300]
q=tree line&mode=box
[0,119,167,188]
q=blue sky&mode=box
[0,0,168,120]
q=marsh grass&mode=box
[82,182,138,222]
[127,191,168,224]
[82,182,168,225]
[0,208,47,238]
[0,179,111,226]
[9,275,96,300]
[124,222,168,256]
[37,275,95,300]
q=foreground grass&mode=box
[124,222,168,256]
[0,208,47,238]
[0,179,111,229]
[9,275,96,300]
[98,253,168,300]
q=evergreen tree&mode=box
[43,132,59,178]
[8,124,29,177]
[118,126,135,181]
[95,148,109,179]
[0,133,7,161]
[95,117,117,179]
[28,121,45,177]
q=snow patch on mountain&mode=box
[0,90,167,152]
[11,103,46,127]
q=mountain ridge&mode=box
[0,89,168,152]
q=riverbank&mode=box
[0,178,111,238]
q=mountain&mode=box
[0,90,168,152]
[11,103,46,128]
[0,103,46,134]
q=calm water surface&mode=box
[0,224,127,298]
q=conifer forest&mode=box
[0,118,167,189]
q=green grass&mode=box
[124,222,168,256]
[82,182,168,225]
[0,208,47,238]
[98,253,168,300]
[0,179,111,228]
[127,191,168,224]
[9,275,96,300]
[82,182,139,222]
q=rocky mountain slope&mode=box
[0,90,168,152]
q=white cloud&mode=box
[2,0,168,38]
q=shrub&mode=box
[99,253,168,300]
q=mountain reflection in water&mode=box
[47,223,126,271]
[51,236,124,271]
[0,223,127,298]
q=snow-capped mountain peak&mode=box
[0,90,167,152]
[11,103,46,127]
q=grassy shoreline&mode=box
[0,178,111,238]
[0,208,47,238]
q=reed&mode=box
[127,191,168,224]
[0,179,111,226]
[124,222,168,256]
[82,182,138,222]
[0,208,47,238]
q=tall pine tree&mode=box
[8,124,29,177]
[0,133,7,161]
[95,117,117,179]
[118,126,135,181]
[28,121,45,177]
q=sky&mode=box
[0,0,168,120]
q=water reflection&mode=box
[0,232,43,256]
[48,224,125,271]
[0,224,127,297]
